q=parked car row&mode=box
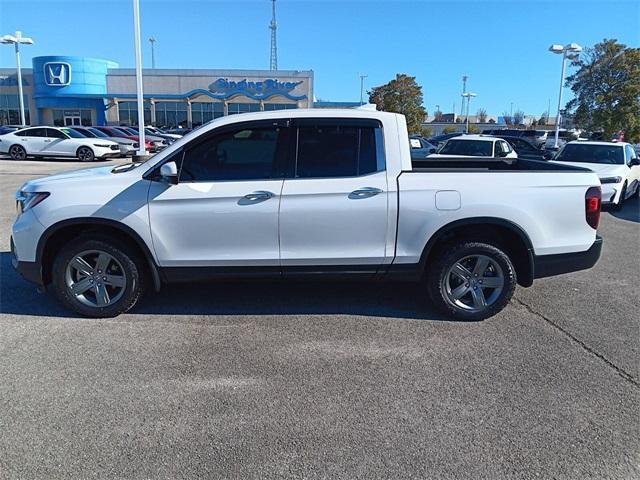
[0,125,187,162]
[417,132,640,209]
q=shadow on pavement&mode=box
[0,252,447,321]
[604,195,639,223]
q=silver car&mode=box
[70,126,138,156]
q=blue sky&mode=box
[1,0,638,116]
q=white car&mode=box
[552,141,640,207]
[0,126,121,162]
[11,109,602,320]
[428,135,518,159]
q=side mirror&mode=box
[160,161,178,185]
[630,157,640,166]
[429,148,436,154]
[543,151,554,160]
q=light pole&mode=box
[132,0,147,157]
[149,36,156,68]
[549,42,582,148]
[1,31,34,126]
[462,92,477,133]
[359,74,367,105]
[435,104,440,121]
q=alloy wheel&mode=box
[65,250,126,308]
[442,254,505,312]
[78,147,94,162]
[9,145,26,160]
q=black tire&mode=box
[9,144,27,161]
[426,241,517,321]
[51,236,145,318]
[77,146,95,162]
[612,182,627,211]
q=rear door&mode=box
[42,128,74,156]
[14,127,48,154]
[279,118,389,274]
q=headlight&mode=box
[15,191,49,214]
[600,176,623,184]
[93,143,112,148]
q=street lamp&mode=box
[359,73,368,105]
[462,92,477,133]
[132,0,147,158]
[149,36,156,68]
[549,42,582,148]
[1,31,34,126]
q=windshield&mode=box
[61,128,85,139]
[439,139,493,156]
[87,127,108,138]
[75,128,97,138]
[555,144,624,165]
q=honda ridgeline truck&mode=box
[11,109,603,320]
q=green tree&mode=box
[566,39,640,142]
[368,74,427,134]
[442,125,458,134]
[468,124,480,134]
[420,126,433,138]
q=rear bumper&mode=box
[533,235,603,279]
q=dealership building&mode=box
[0,55,316,128]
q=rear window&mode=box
[295,123,384,178]
[439,139,493,156]
[555,144,624,165]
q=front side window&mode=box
[625,145,637,163]
[295,123,383,178]
[180,126,282,182]
[439,139,493,156]
[48,128,68,139]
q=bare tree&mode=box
[513,110,525,125]
[476,108,487,123]
[502,112,512,125]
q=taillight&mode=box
[585,186,601,230]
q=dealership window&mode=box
[264,103,297,111]
[155,102,188,128]
[0,94,30,125]
[227,103,261,115]
[52,109,92,126]
[191,102,224,126]
[118,101,151,126]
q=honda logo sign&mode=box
[43,62,71,86]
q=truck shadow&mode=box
[0,252,448,321]
[604,195,639,223]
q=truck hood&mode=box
[21,165,131,192]
[551,161,626,177]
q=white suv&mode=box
[429,135,518,159]
[0,126,121,161]
[552,141,640,207]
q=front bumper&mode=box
[533,235,603,279]
[11,236,43,285]
[600,183,620,204]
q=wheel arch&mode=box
[37,218,161,291]
[419,217,535,287]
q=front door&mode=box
[279,119,389,274]
[148,121,289,269]
[64,115,81,126]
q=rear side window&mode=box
[16,128,47,137]
[439,139,493,156]
[295,122,384,178]
[180,126,283,182]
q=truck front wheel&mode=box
[427,241,517,321]
[52,237,145,318]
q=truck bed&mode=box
[410,157,587,172]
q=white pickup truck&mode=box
[11,109,603,320]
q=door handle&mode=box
[243,191,274,201]
[43,139,52,143]
[349,187,383,199]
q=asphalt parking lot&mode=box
[0,157,638,479]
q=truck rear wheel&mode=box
[427,241,516,321]
[52,237,145,318]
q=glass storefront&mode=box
[118,101,151,126]
[227,103,261,115]
[155,101,188,128]
[0,94,30,125]
[191,102,224,126]
[264,103,297,111]
[52,109,93,126]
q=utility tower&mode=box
[269,0,278,71]
[460,75,468,117]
